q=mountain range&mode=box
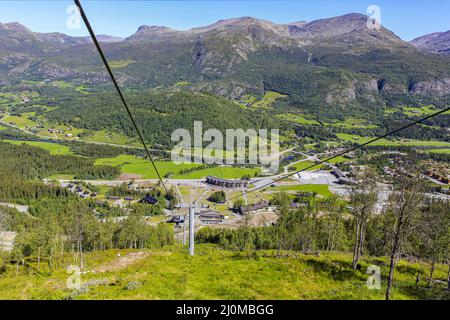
[1,13,449,116]
[410,30,450,56]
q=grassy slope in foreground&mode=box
[0,245,447,300]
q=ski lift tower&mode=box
[176,203,203,256]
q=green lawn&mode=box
[402,105,450,117]
[85,130,138,146]
[5,140,73,155]
[291,161,324,171]
[325,117,378,129]
[109,59,136,69]
[428,149,450,154]
[0,245,446,300]
[1,115,36,128]
[322,156,348,164]
[173,165,260,179]
[384,105,450,117]
[95,155,202,179]
[337,133,450,147]
[274,184,332,197]
[276,113,320,125]
[248,91,287,109]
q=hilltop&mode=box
[0,245,448,300]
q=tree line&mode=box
[197,170,450,299]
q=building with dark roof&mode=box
[331,168,345,179]
[238,200,269,214]
[139,195,158,205]
[198,211,225,224]
[206,176,248,188]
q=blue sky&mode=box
[0,0,449,41]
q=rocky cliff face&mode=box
[410,78,450,97]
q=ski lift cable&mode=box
[74,0,167,192]
[229,105,450,201]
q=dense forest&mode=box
[198,173,450,299]
[0,141,120,203]
[43,90,283,148]
[1,199,173,272]
[0,141,119,180]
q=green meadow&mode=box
[337,133,450,147]
[109,59,136,69]
[274,184,332,197]
[95,155,201,179]
[95,155,261,180]
[291,161,324,171]
[322,156,348,164]
[5,140,73,155]
[1,114,36,128]
[0,245,446,300]
[173,165,260,179]
[276,113,320,125]
[85,130,137,146]
[428,149,450,154]
[325,117,378,129]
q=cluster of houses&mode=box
[425,169,450,184]
[67,183,98,199]
[236,200,270,215]
[48,128,79,138]
[198,211,225,225]
[167,211,225,226]
[205,176,249,188]
[331,168,352,185]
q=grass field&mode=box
[402,105,450,117]
[337,133,450,147]
[384,105,450,117]
[245,91,287,109]
[85,130,137,146]
[276,113,320,125]
[95,155,202,179]
[109,59,136,69]
[428,149,450,154]
[0,245,447,300]
[5,140,73,155]
[322,156,348,164]
[173,166,260,179]
[1,114,36,128]
[291,161,324,171]
[326,117,378,129]
[274,184,332,197]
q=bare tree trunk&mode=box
[386,224,401,301]
[359,221,366,256]
[428,255,436,289]
[447,259,449,291]
[352,221,361,270]
[37,247,41,271]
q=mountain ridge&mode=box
[0,13,449,109]
[410,30,450,56]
